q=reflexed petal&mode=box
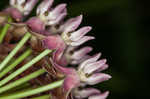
[70,36,95,46]
[70,26,92,41]
[78,53,101,71]
[71,46,93,60]
[17,0,25,5]
[83,59,107,74]
[26,17,45,33]
[96,64,109,72]
[85,73,111,85]
[89,91,109,99]
[10,0,15,6]
[47,4,67,25]
[63,74,80,92]
[60,15,83,33]
[37,0,54,15]
[43,35,66,51]
[74,88,100,98]
[50,59,80,92]
[48,4,67,18]
[24,0,39,15]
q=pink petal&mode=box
[70,26,92,41]
[43,35,66,51]
[17,0,25,5]
[37,0,54,15]
[83,59,107,74]
[70,36,95,46]
[78,53,101,71]
[63,74,80,92]
[89,91,109,99]
[86,73,111,85]
[96,64,109,72]
[47,4,67,25]
[5,8,23,21]
[26,17,45,33]
[10,0,15,6]
[50,4,67,16]
[60,15,83,33]
[50,59,80,92]
[74,88,101,99]
[72,46,93,60]
[24,0,39,15]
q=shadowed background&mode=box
[0,0,150,99]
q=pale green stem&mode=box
[0,49,32,78]
[0,80,64,99]
[0,49,52,87]
[31,95,51,99]
[0,16,12,43]
[0,69,45,94]
[0,33,31,71]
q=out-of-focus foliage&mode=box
[0,0,150,98]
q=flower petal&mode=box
[70,36,95,46]
[83,59,107,74]
[74,88,101,99]
[43,35,66,51]
[89,91,109,99]
[24,0,39,15]
[37,0,54,15]
[71,46,93,60]
[85,73,111,85]
[59,15,83,33]
[47,4,67,25]
[10,0,15,6]
[70,26,92,41]
[78,53,101,71]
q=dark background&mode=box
[1,0,150,99]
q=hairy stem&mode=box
[31,95,51,99]
[0,32,31,71]
[0,48,32,78]
[0,49,52,87]
[0,16,12,43]
[0,69,45,94]
[0,80,64,99]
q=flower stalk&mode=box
[0,49,52,87]
[0,69,46,94]
[30,94,51,99]
[0,48,32,78]
[0,16,12,43]
[0,32,31,71]
[0,79,64,99]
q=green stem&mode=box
[0,32,31,71]
[0,16,12,43]
[0,49,52,87]
[0,69,45,94]
[0,80,64,99]
[30,95,51,99]
[0,49,32,78]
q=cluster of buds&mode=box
[0,0,111,99]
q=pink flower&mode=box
[59,15,83,33]
[78,53,111,85]
[61,25,95,46]
[37,0,67,26]
[63,46,93,65]
[51,52,111,98]
[50,59,80,93]
[5,0,38,21]
[26,0,67,34]
[73,88,109,99]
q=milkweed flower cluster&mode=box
[0,0,111,99]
